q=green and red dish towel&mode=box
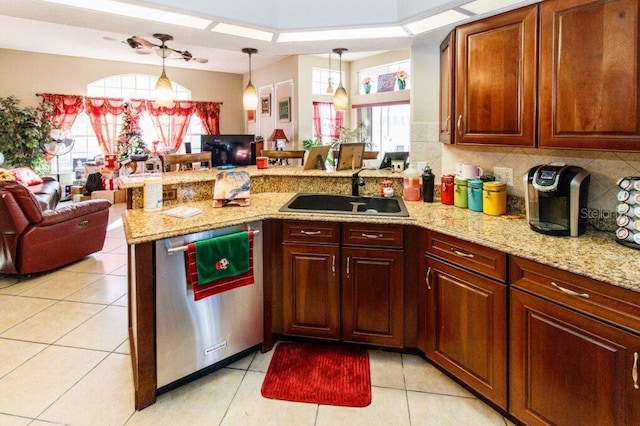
[185,230,254,301]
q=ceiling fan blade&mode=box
[193,57,209,64]
[132,36,157,48]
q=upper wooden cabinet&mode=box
[439,31,455,144]
[454,5,538,147]
[539,0,640,150]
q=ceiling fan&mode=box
[124,33,208,64]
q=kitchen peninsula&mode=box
[121,167,640,425]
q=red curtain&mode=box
[312,102,343,142]
[146,101,195,152]
[193,101,221,135]
[85,97,126,155]
[39,93,84,133]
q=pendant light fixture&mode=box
[154,34,174,107]
[332,48,348,111]
[326,51,334,94]
[242,48,258,110]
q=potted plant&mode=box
[0,96,54,174]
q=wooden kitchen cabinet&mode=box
[282,221,405,348]
[282,221,340,340]
[423,231,508,409]
[454,4,538,147]
[439,31,455,144]
[510,256,640,425]
[342,223,404,348]
[539,0,640,150]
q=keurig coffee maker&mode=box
[524,164,590,236]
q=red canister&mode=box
[441,175,455,205]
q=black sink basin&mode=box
[279,193,409,217]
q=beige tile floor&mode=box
[0,203,514,425]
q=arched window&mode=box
[54,74,202,176]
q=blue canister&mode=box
[467,179,484,212]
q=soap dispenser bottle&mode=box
[422,165,434,203]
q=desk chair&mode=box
[160,153,211,172]
[260,150,306,166]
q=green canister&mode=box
[467,179,484,212]
[454,176,468,208]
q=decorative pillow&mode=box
[0,169,15,181]
[11,167,43,186]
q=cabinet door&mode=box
[425,257,508,409]
[510,288,640,425]
[454,5,537,146]
[283,244,340,340]
[342,247,404,348]
[539,0,640,150]
[439,31,455,144]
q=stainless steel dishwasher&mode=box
[155,221,263,390]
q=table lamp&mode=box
[268,129,289,150]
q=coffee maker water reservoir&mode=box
[524,164,590,236]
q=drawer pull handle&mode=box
[346,257,350,277]
[426,266,432,290]
[633,352,639,390]
[551,282,590,299]
[301,230,322,236]
[362,233,383,239]
[332,255,336,274]
[452,249,474,258]
[457,114,463,135]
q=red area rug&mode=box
[261,342,371,407]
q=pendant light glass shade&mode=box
[155,69,174,107]
[333,84,348,110]
[242,48,258,110]
[332,48,348,111]
[326,52,334,94]
[243,82,258,110]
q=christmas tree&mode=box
[117,103,149,163]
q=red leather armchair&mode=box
[0,180,112,275]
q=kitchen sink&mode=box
[279,193,409,217]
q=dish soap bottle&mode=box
[422,165,434,203]
[403,166,421,201]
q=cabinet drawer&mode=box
[283,221,340,244]
[342,223,403,248]
[426,231,507,282]
[510,256,640,335]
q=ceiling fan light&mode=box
[155,70,174,107]
[333,84,348,111]
[243,81,258,110]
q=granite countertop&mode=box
[122,192,640,294]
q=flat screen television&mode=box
[379,151,410,170]
[201,134,256,166]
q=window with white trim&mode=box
[312,67,343,95]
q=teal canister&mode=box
[454,176,468,208]
[467,179,484,212]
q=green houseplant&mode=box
[0,96,53,174]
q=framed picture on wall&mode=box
[247,110,255,122]
[278,97,291,122]
[261,94,271,116]
[377,72,396,92]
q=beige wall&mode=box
[409,42,640,213]
[0,48,245,133]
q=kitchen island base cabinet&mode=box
[281,221,405,348]
[342,247,404,348]
[425,257,508,410]
[282,243,340,340]
[510,288,640,425]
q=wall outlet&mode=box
[493,167,514,186]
